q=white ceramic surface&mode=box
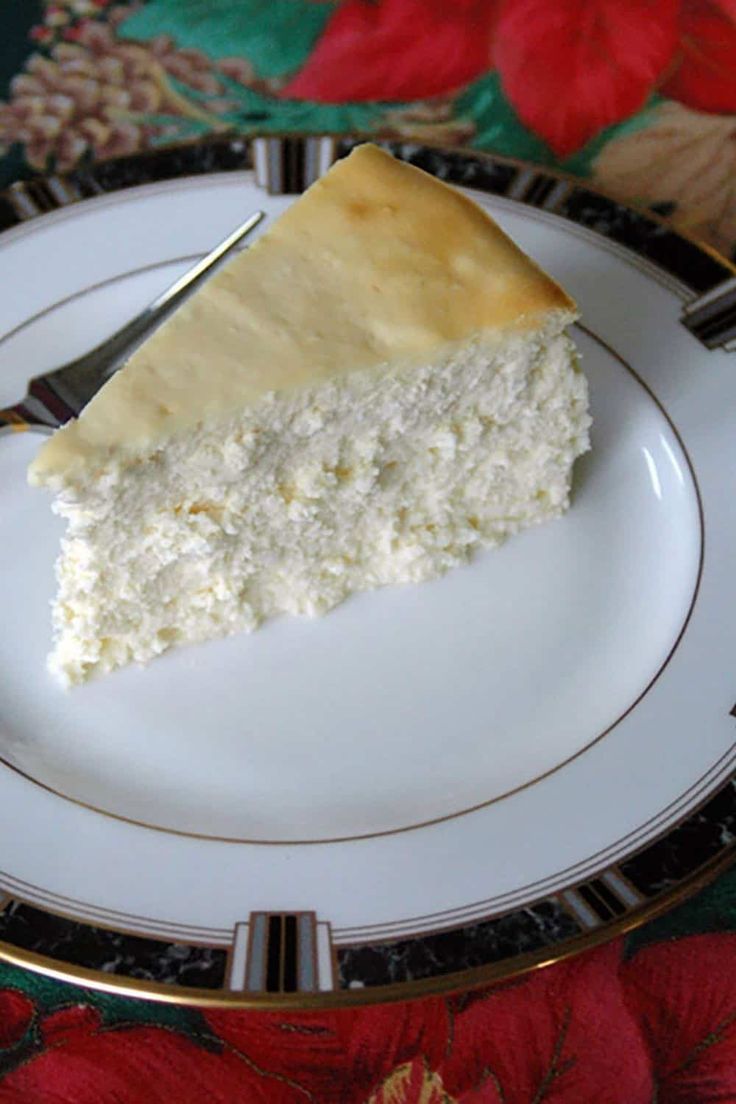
[0,173,733,945]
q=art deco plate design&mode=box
[0,137,734,1007]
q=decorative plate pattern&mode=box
[0,136,734,1006]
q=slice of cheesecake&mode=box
[30,144,590,686]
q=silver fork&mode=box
[0,209,264,437]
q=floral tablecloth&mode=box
[1,2,736,1100]
[2,0,736,258]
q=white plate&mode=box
[0,142,734,1005]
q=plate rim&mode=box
[3,132,734,281]
[0,836,732,1010]
[0,134,734,1007]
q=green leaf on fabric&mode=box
[154,75,399,138]
[626,867,736,956]
[0,962,206,1035]
[456,74,556,166]
[456,73,663,177]
[118,0,337,79]
[128,112,214,129]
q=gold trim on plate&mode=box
[0,845,732,1009]
[0,142,731,1007]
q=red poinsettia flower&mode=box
[206,931,736,1104]
[662,0,736,113]
[281,0,498,102]
[492,0,680,156]
[205,993,452,1100]
[283,0,736,157]
[622,935,736,1103]
[0,1005,305,1103]
[0,991,34,1050]
[2,935,736,1101]
[207,935,736,1103]
[206,940,652,1102]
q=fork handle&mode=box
[0,403,56,437]
[0,406,28,436]
[70,210,266,384]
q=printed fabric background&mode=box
[1,0,736,257]
[1,1,736,1100]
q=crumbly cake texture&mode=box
[30,144,590,686]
